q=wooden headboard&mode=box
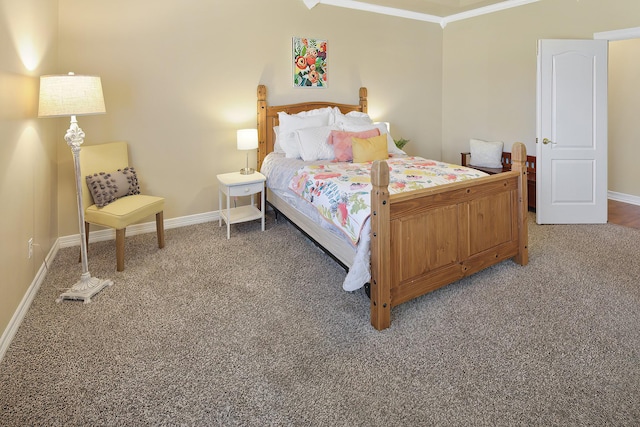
[256,85,368,172]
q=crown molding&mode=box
[317,0,442,24]
[594,26,640,41]
[302,0,539,28]
[303,0,321,9]
[442,0,539,27]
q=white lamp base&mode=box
[240,167,255,175]
[56,273,113,304]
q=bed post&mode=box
[359,87,368,113]
[257,85,267,173]
[370,160,391,330]
[511,142,529,266]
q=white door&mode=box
[536,39,608,224]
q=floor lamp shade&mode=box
[38,72,112,303]
[237,129,258,174]
[38,74,106,118]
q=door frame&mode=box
[594,26,640,207]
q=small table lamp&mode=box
[237,129,258,175]
[38,72,113,303]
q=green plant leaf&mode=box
[394,138,409,149]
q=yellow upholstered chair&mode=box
[80,141,165,271]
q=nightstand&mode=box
[217,171,266,239]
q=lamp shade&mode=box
[237,129,258,150]
[38,73,106,118]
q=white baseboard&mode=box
[0,240,59,362]
[58,210,220,248]
[608,191,640,206]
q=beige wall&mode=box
[442,0,640,197]
[0,0,59,340]
[55,0,444,236]
[610,38,640,197]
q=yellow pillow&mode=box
[351,134,389,163]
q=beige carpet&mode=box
[0,212,638,426]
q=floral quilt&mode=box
[288,157,487,245]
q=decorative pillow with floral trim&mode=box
[86,167,140,207]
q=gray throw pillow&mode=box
[85,167,141,207]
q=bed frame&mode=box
[257,85,528,330]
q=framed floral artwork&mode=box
[293,37,327,88]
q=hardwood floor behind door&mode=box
[608,200,640,229]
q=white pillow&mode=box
[341,122,405,155]
[334,111,373,127]
[345,111,371,118]
[272,126,285,153]
[275,108,334,149]
[278,112,330,158]
[295,125,338,162]
[292,106,335,120]
[469,138,504,168]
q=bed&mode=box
[257,85,528,330]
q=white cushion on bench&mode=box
[469,138,504,168]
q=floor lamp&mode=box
[38,72,113,303]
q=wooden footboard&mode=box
[370,142,529,330]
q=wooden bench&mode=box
[461,151,536,210]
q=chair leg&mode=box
[156,211,165,249]
[116,228,125,272]
[79,222,90,263]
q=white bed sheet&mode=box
[261,152,371,291]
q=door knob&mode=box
[542,138,556,145]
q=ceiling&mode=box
[303,0,539,26]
